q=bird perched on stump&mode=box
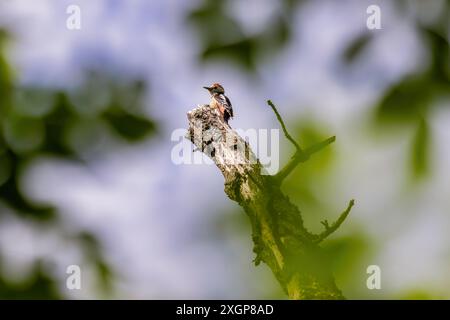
[203,83,234,125]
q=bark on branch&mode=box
[186,103,354,299]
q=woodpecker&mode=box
[203,83,234,124]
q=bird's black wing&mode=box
[225,95,233,118]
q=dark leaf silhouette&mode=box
[102,108,156,141]
[411,118,430,178]
[342,33,373,64]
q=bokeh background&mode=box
[0,0,449,299]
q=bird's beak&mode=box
[203,86,212,91]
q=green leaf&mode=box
[342,33,373,64]
[201,38,257,71]
[411,117,430,178]
[103,109,156,141]
[375,75,432,123]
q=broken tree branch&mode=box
[267,100,336,184]
[267,100,301,151]
[314,200,355,244]
[186,103,353,300]
[275,136,336,183]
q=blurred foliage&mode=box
[0,258,61,299]
[284,119,336,213]
[398,289,443,300]
[321,234,373,298]
[342,2,450,181]
[342,33,373,64]
[0,29,156,298]
[411,118,430,178]
[187,0,307,72]
[76,232,114,294]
